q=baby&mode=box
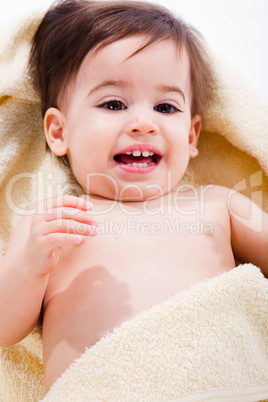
[0,0,267,392]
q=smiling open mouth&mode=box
[114,149,162,168]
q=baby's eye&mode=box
[154,103,180,114]
[99,100,127,111]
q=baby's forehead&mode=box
[80,36,189,74]
[59,37,192,111]
[93,35,185,58]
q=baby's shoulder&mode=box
[185,185,257,218]
[169,184,232,220]
[176,184,231,202]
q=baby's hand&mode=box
[24,195,97,277]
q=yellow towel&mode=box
[43,265,268,401]
[0,10,267,402]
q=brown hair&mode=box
[29,0,213,124]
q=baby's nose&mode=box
[125,115,159,136]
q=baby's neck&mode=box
[84,188,194,215]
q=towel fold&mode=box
[43,265,268,401]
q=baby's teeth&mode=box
[132,150,141,157]
[127,162,148,167]
[125,150,155,157]
[142,151,150,157]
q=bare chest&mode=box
[43,194,235,355]
[45,201,234,311]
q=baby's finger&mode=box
[43,233,88,248]
[44,219,98,237]
[44,209,96,226]
[43,195,93,212]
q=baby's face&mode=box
[50,36,200,200]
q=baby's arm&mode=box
[0,196,96,346]
[228,189,268,275]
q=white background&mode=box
[1,0,268,101]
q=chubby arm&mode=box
[0,196,96,347]
[228,190,268,276]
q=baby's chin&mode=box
[82,187,172,204]
[79,173,181,202]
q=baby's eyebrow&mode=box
[156,85,186,103]
[87,79,128,96]
[87,80,186,103]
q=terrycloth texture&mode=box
[0,10,268,402]
[0,11,81,260]
[1,264,268,401]
[41,264,268,401]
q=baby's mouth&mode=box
[114,149,162,168]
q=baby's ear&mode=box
[189,115,201,159]
[44,108,68,156]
